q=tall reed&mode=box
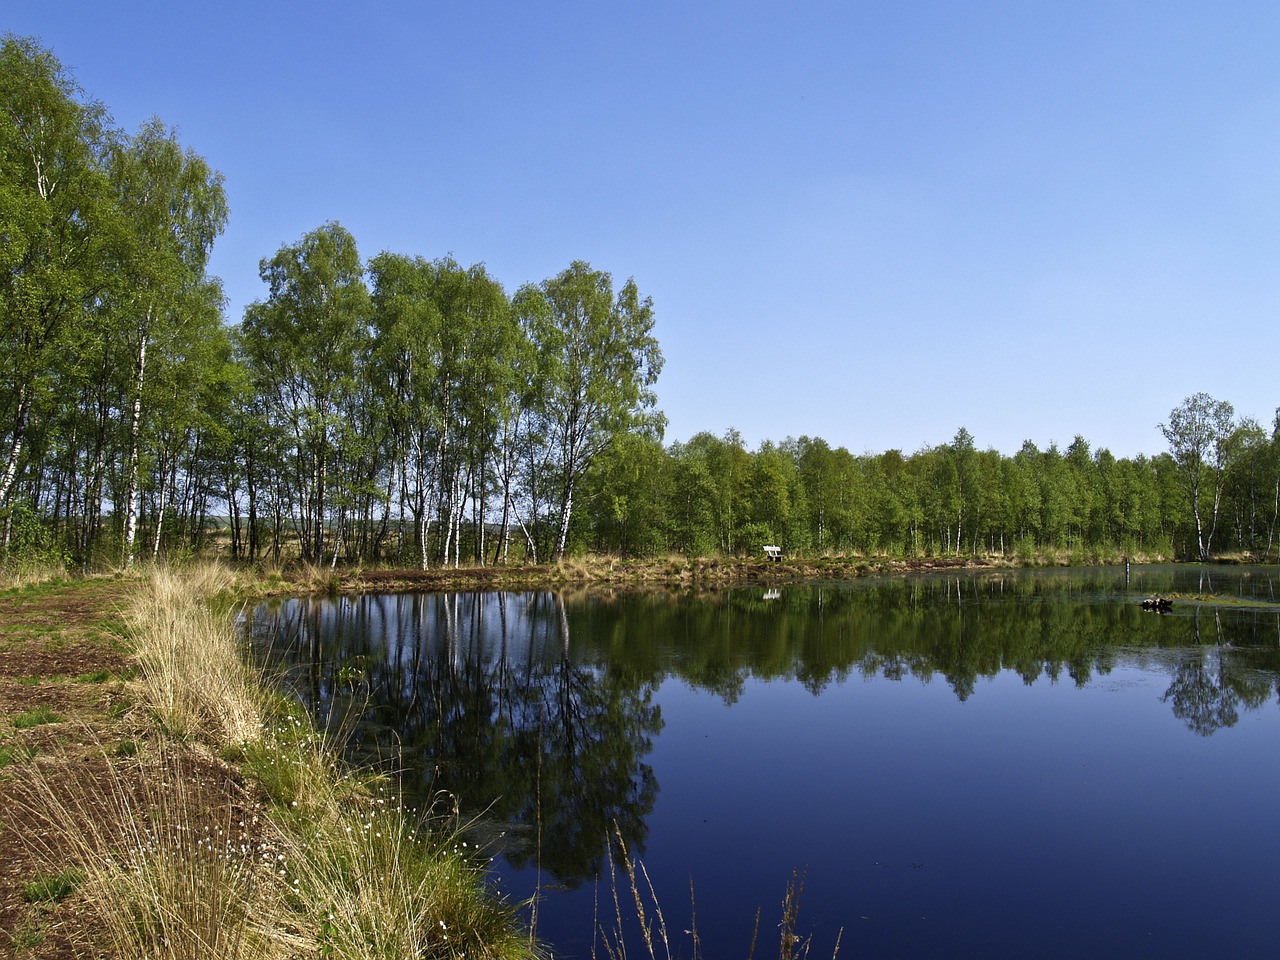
[595,826,841,960]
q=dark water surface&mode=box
[249,565,1280,959]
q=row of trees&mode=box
[576,413,1280,562]
[4,37,1278,569]
[235,227,662,568]
[1,36,229,567]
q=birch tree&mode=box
[1160,393,1236,561]
[109,118,227,564]
[517,262,663,561]
[0,36,114,511]
[240,223,370,563]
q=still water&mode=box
[249,566,1280,959]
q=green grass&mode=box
[0,575,71,598]
[22,868,85,903]
[8,918,45,949]
[15,674,64,685]
[74,668,113,683]
[0,742,38,768]
[12,706,63,729]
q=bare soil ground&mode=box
[0,579,258,960]
[0,579,130,958]
[0,578,152,958]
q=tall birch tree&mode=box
[1160,392,1236,561]
[240,223,369,563]
[0,36,114,511]
[109,118,227,564]
[517,262,663,560]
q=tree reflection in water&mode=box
[249,568,1280,887]
[257,591,661,887]
[1159,606,1276,735]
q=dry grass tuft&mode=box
[68,562,538,960]
[279,790,531,960]
[126,567,264,745]
[0,555,69,591]
[15,739,285,960]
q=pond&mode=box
[248,565,1280,959]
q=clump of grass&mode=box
[71,563,540,960]
[0,742,38,768]
[0,554,68,591]
[15,741,281,960]
[240,704,359,819]
[13,706,63,729]
[280,793,531,960]
[126,568,265,744]
[22,868,85,903]
[10,916,47,950]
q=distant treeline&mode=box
[4,37,1278,569]
[575,416,1280,562]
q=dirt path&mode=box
[0,579,134,958]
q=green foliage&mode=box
[518,261,664,560]
[240,222,371,565]
[6,39,1280,571]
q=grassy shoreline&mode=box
[257,544,1193,598]
[2,566,538,959]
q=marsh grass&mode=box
[126,567,265,745]
[0,554,68,591]
[280,791,530,960]
[16,740,282,960]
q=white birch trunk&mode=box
[123,319,150,567]
[150,460,170,562]
[0,387,29,509]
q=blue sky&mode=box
[13,1,1280,458]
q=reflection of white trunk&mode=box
[557,592,570,657]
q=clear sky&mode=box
[12,1,1280,458]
